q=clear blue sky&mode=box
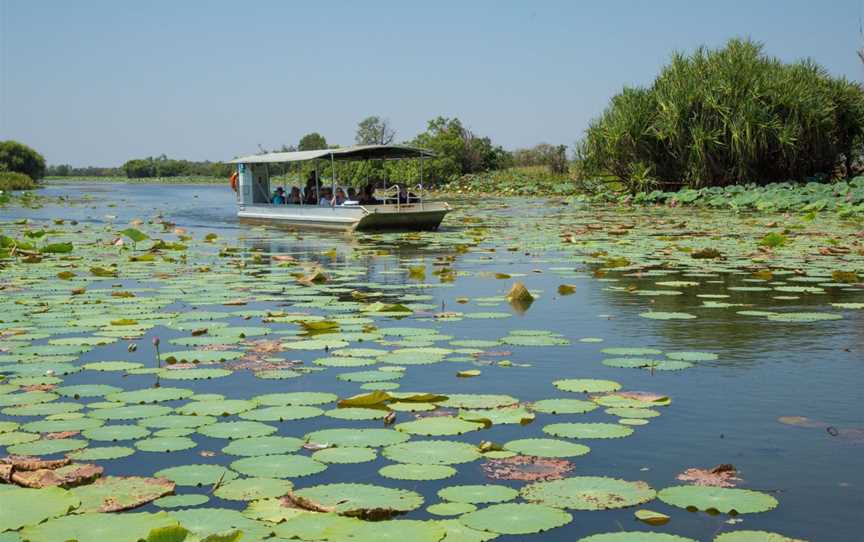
[2,0,863,167]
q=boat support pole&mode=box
[330,152,336,208]
[419,157,424,210]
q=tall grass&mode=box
[578,39,864,191]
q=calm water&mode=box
[2,182,863,541]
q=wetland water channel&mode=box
[1,182,862,541]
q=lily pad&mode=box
[213,477,293,501]
[221,436,304,456]
[657,485,779,514]
[383,440,482,465]
[239,405,323,422]
[197,421,277,439]
[713,531,807,542]
[554,379,621,393]
[521,476,656,510]
[459,503,572,535]
[504,438,591,458]
[378,463,457,481]
[543,422,634,439]
[19,511,178,542]
[304,428,409,448]
[230,454,327,478]
[531,398,598,414]
[438,484,518,504]
[71,476,175,512]
[293,482,424,516]
[578,533,697,542]
[153,494,210,508]
[134,436,197,453]
[0,486,80,532]
[154,464,238,487]
[312,447,378,464]
[427,502,478,516]
[396,416,486,436]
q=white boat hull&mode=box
[237,202,451,231]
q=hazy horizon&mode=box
[2,0,863,167]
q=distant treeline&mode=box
[45,116,571,185]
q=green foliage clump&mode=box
[0,140,46,180]
[122,155,232,179]
[298,132,328,151]
[446,166,578,196]
[0,171,37,191]
[578,39,864,191]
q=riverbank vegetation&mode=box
[0,141,45,192]
[577,39,864,193]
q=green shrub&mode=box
[0,171,37,191]
[578,39,864,192]
[0,141,46,180]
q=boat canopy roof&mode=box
[228,144,435,164]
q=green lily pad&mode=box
[107,387,194,404]
[153,494,210,508]
[197,421,277,439]
[521,476,656,510]
[139,415,217,429]
[177,400,256,417]
[67,446,135,461]
[169,507,272,540]
[543,422,634,439]
[383,440,482,465]
[578,533,697,542]
[326,519,445,542]
[71,476,175,512]
[325,407,389,421]
[428,502,478,516]
[159,368,232,380]
[239,405,323,422]
[312,447,378,464]
[531,398,598,414]
[19,511,178,542]
[459,503,572,535]
[438,484,518,504]
[213,477,293,501]
[766,312,842,322]
[441,394,519,409]
[657,486,779,514]
[713,531,807,542]
[305,428,409,448]
[221,435,305,456]
[135,436,197,453]
[378,463,457,481]
[601,347,663,356]
[55,384,122,398]
[230,454,327,478]
[293,482,424,516]
[554,379,621,393]
[639,311,697,320]
[504,438,591,458]
[0,486,80,532]
[154,464,238,487]
[271,513,363,540]
[396,416,486,436]
[252,391,337,406]
[665,351,719,362]
[83,424,150,441]
[82,361,144,372]
[8,438,88,456]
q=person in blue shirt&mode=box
[271,186,286,204]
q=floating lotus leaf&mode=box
[5,402,82,416]
[71,476,175,512]
[73,406,141,424]
[83,424,150,441]
[389,401,437,412]
[0,486,80,532]
[459,503,572,535]
[23,417,104,433]
[153,494,210,508]
[107,387,194,404]
[521,476,656,510]
[0,431,39,446]
[378,347,450,365]
[298,519,435,542]
[459,407,535,425]
[213,477,293,501]
[441,394,519,409]
[603,358,693,371]
[382,440,482,465]
[639,311,697,320]
[230,454,327,478]
[305,427,409,448]
[634,509,671,525]
[0,420,20,433]
[578,533,696,542]
[67,446,135,460]
[396,416,486,436]
[665,351,719,362]
[271,513,363,541]
[378,463,457,481]
[435,519,499,542]
[169,507,271,540]
[240,405,323,422]
[312,447,378,464]
[293,482,424,516]
[337,370,403,383]
[177,399,256,417]
[284,338,349,350]
[55,384,122,398]
[504,438,591,458]
[531,398,598,414]
[438,484,518,504]
[449,339,500,348]
[19,511,178,542]
[241,497,309,523]
[154,427,195,438]
[428,502,477,516]
[543,422,634,439]
[657,485,778,514]
[154,464,238,487]
[325,407,389,420]
[592,392,671,408]
[8,438,88,456]
[135,436,197,453]
[252,391,337,406]
[0,391,58,407]
[254,369,303,380]
[713,531,807,542]
[162,350,244,362]
[554,379,621,393]
[139,414,217,429]
[221,436,304,456]
[313,356,376,367]
[501,334,569,346]
[601,347,663,356]
[605,407,661,418]
[767,311,842,322]
[197,421,277,439]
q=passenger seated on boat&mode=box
[304,187,318,205]
[347,187,357,201]
[332,188,347,206]
[287,186,302,204]
[319,188,333,206]
[358,184,377,205]
[271,187,286,204]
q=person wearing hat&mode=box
[271,186,286,204]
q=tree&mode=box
[0,141,46,180]
[298,133,328,151]
[355,116,396,145]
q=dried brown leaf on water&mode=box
[11,463,103,489]
[482,455,574,482]
[557,284,576,295]
[506,282,534,303]
[676,464,741,488]
[281,490,336,513]
[778,416,826,429]
[2,456,71,471]
[298,269,329,285]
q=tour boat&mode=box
[228,144,451,231]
